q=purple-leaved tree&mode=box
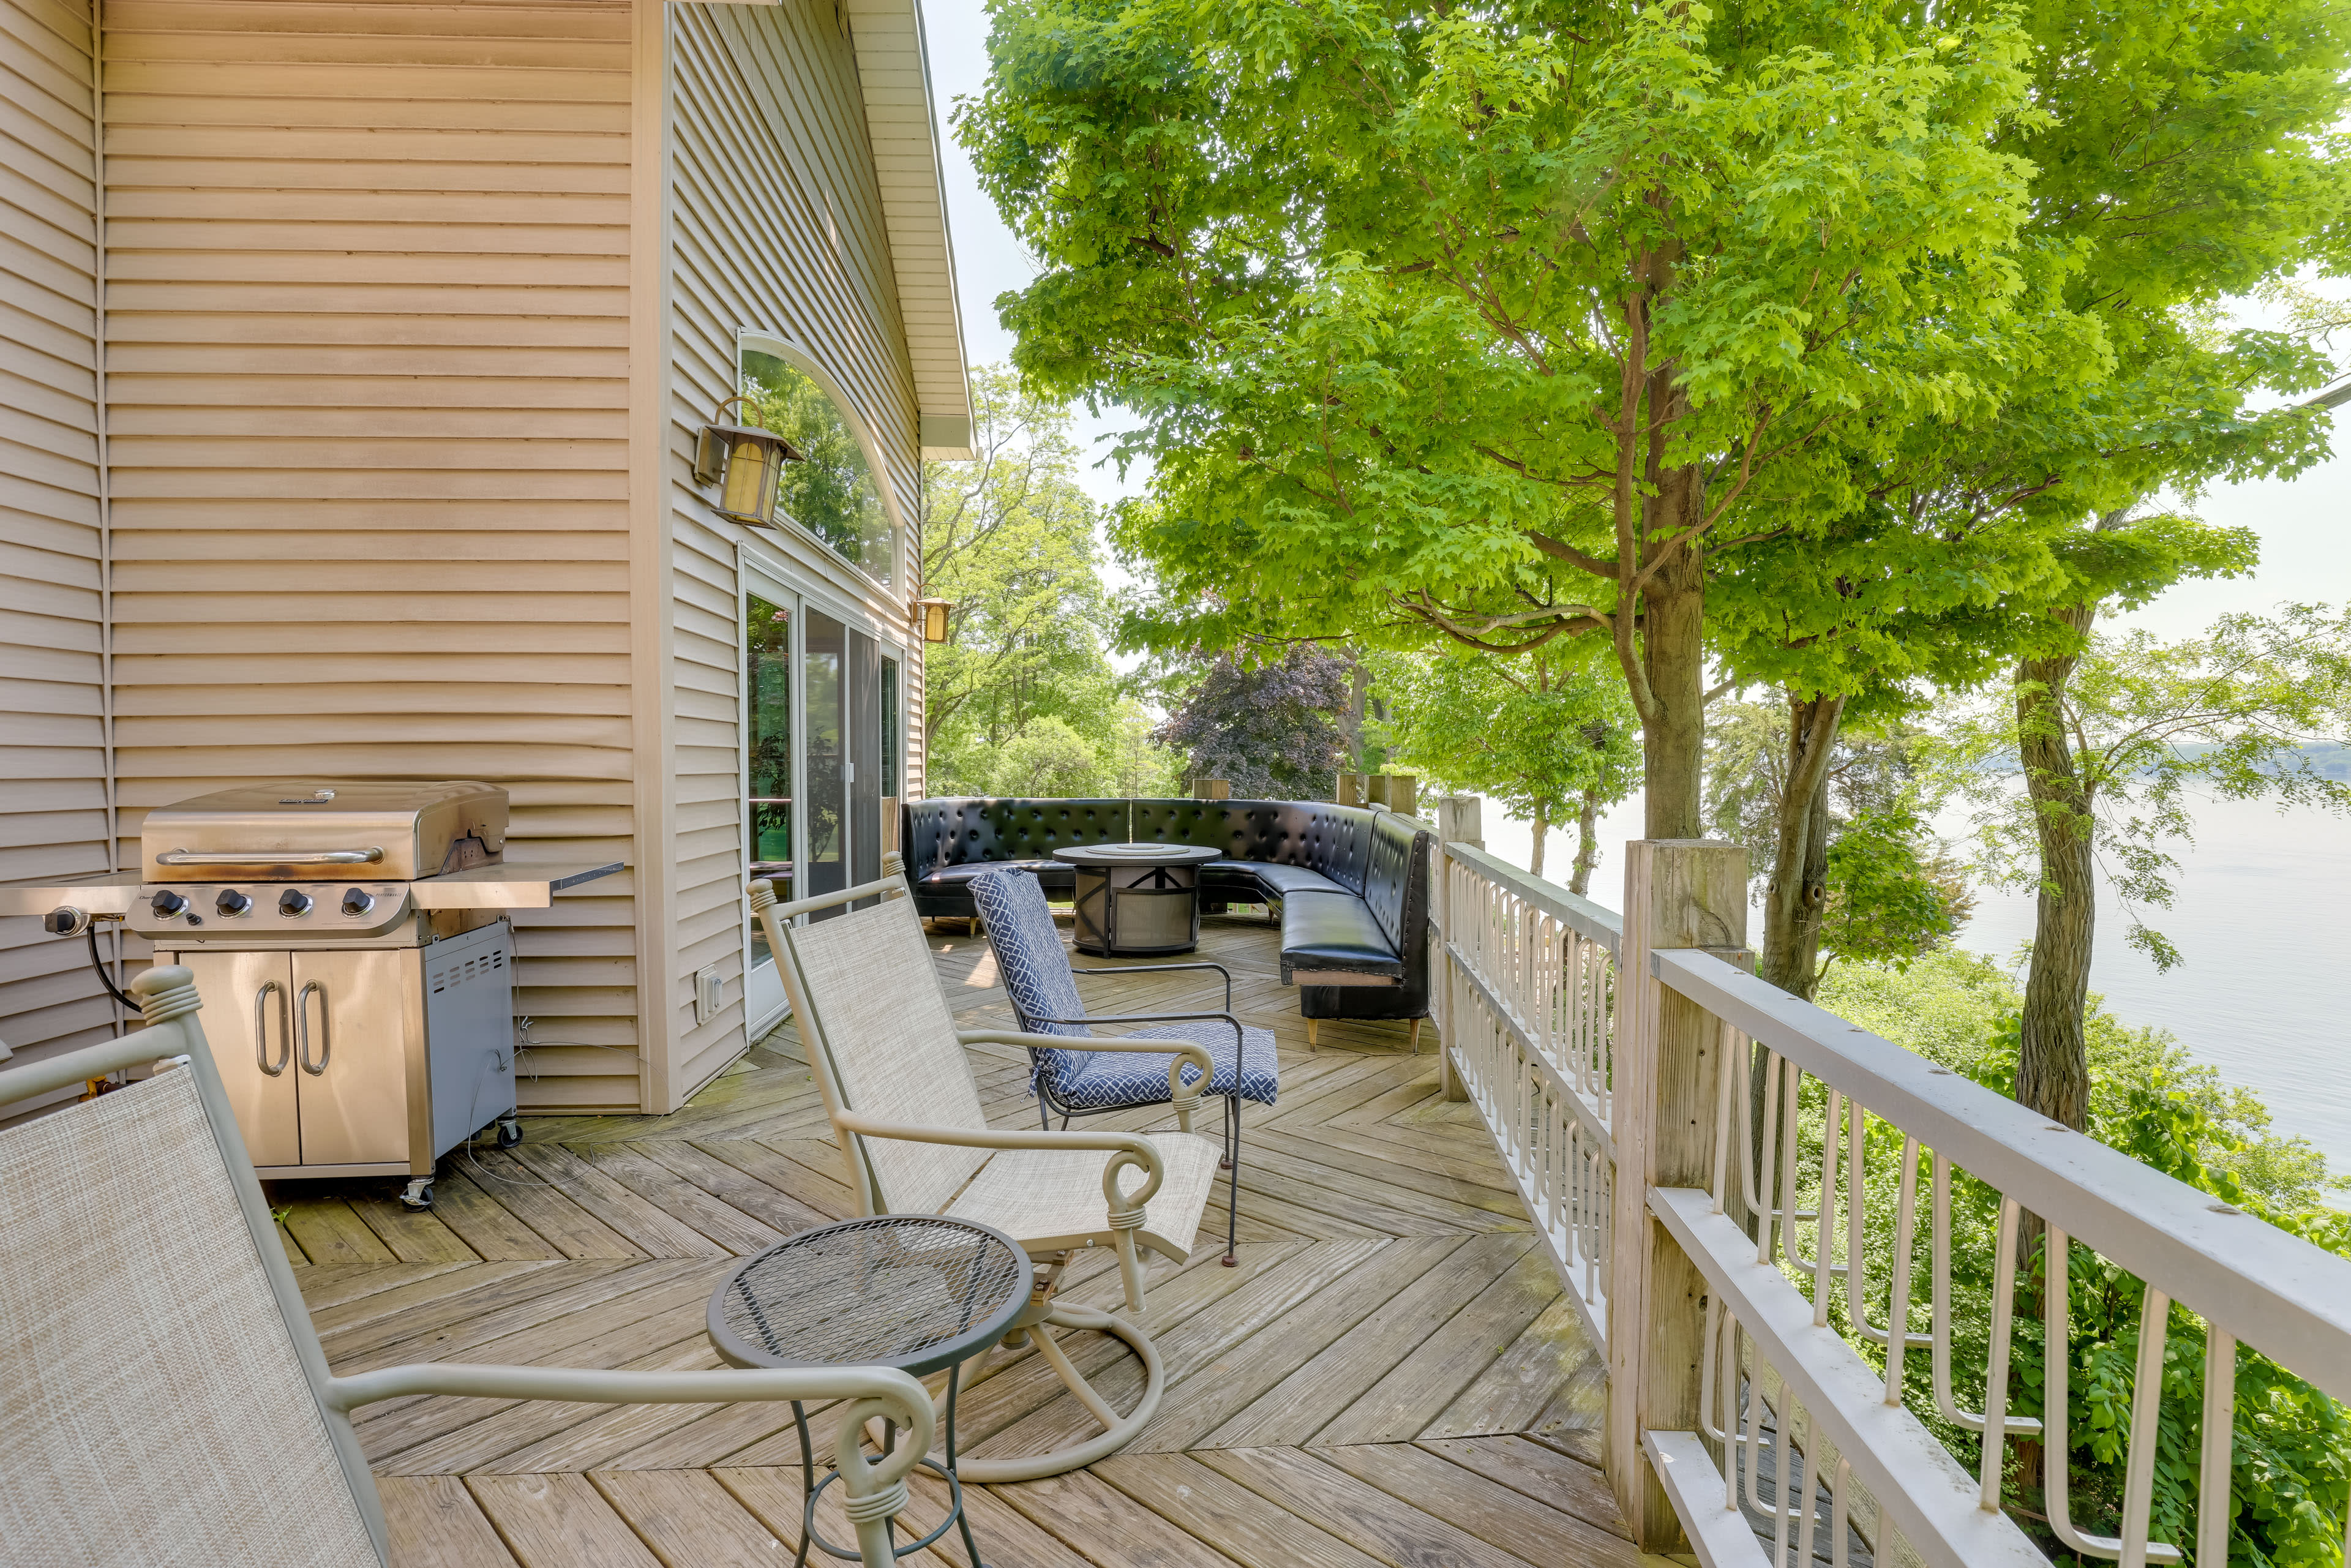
[1154,647,1351,799]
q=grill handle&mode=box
[296,980,330,1076]
[157,847,384,867]
[255,981,290,1078]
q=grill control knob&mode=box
[216,888,252,917]
[150,890,189,918]
[341,887,376,918]
[279,888,313,917]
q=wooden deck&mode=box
[272,913,1641,1568]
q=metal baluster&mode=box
[1712,1018,1738,1215]
[1805,1087,1841,1319]
[2117,1287,2173,1568]
[2199,1327,2235,1567]
[1831,1457,1852,1568]
[1775,1055,1804,1274]
[1884,1137,1922,1403]
[1754,1051,1782,1266]
[1929,1153,2042,1437]
[1979,1198,2022,1511]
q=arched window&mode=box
[739,344,895,584]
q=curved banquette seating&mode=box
[902,797,1434,1033]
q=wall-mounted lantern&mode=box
[912,597,953,643]
[693,396,802,528]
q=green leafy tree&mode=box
[1706,700,1970,993]
[1386,649,1638,891]
[965,0,2092,839]
[1945,607,2351,1128]
[921,367,1177,795]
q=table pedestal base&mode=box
[1070,863,1201,956]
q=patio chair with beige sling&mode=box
[0,968,938,1568]
[752,873,1224,1482]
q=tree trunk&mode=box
[1757,691,1845,1000]
[2016,602,2099,1132]
[1570,787,1603,896]
[1529,800,1550,880]
[1341,655,1369,772]
[1638,473,1707,839]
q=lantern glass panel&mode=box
[720,434,778,525]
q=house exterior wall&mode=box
[661,0,925,1107]
[95,0,647,1111]
[0,0,113,1112]
[0,0,954,1120]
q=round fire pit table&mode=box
[1052,842,1223,957]
[708,1215,1030,1567]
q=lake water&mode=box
[1466,792,2351,1176]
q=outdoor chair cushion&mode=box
[969,865,1278,1109]
[1052,1021,1280,1111]
[1280,890,1409,978]
[967,867,1092,1040]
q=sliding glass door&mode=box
[743,585,797,1033]
[743,572,894,1034]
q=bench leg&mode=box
[1306,1018,1318,1051]
[1408,1016,1422,1054]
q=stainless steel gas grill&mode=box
[0,781,619,1209]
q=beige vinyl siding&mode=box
[662,0,923,1105]
[0,0,113,1110]
[99,0,646,1111]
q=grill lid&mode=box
[140,780,508,883]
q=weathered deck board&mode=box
[270,915,1629,1566]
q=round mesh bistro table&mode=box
[708,1215,1030,1566]
[1054,842,1223,956]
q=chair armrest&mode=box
[1070,960,1233,1011]
[831,1108,1171,1212]
[324,1363,934,1494]
[956,1028,1212,1128]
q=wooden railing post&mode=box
[1431,795,1482,1101]
[1605,838,1748,1551]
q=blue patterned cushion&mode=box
[1054,1023,1281,1111]
[968,866,1090,1038]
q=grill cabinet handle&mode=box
[296,980,330,1076]
[158,847,383,867]
[255,981,290,1077]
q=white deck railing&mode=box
[1439,841,1620,1341]
[1430,817,2351,1567]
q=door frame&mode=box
[738,544,902,1040]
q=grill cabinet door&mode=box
[170,949,299,1168]
[291,948,419,1168]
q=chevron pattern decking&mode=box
[272,913,1642,1567]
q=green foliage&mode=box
[1812,951,2349,1563]
[1381,646,1639,871]
[1706,700,1970,977]
[1817,799,1970,972]
[921,367,1180,797]
[962,0,2349,808]
[1948,604,2351,971]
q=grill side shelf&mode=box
[409,862,624,910]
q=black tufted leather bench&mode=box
[902,797,1433,1043]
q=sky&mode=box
[914,6,2351,641]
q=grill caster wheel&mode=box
[496,1116,522,1149]
[399,1177,434,1211]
